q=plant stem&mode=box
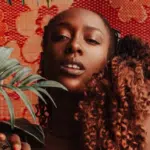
[7,0,12,5]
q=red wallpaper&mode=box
[0,0,149,122]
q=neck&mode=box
[47,88,83,138]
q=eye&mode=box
[86,39,100,45]
[51,34,70,42]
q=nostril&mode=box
[77,49,82,55]
[64,47,83,55]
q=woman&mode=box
[0,8,149,150]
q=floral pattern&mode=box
[0,0,73,121]
[0,9,8,45]
[0,0,150,121]
[109,0,150,23]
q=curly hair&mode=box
[75,35,150,150]
[36,9,150,150]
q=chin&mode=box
[58,76,85,94]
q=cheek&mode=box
[85,49,108,74]
[49,45,63,59]
[49,41,68,56]
[43,50,61,79]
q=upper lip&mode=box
[60,59,85,70]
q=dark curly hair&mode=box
[36,10,150,150]
[75,35,150,150]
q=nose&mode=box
[64,37,83,56]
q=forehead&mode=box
[50,8,109,35]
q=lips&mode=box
[60,60,85,76]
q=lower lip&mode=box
[60,66,85,76]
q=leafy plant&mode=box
[7,0,52,7]
[0,47,67,129]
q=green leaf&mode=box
[7,0,53,7]
[46,0,49,7]
[0,59,7,71]
[34,80,68,91]
[35,124,45,140]
[0,87,14,129]
[0,47,14,69]
[7,0,12,5]
[0,65,22,80]
[5,85,36,122]
[19,74,45,86]
[20,86,47,104]
[22,0,25,5]
[36,87,57,108]
[0,118,45,145]
[0,58,19,74]
[0,47,13,59]
[10,67,31,85]
[36,0,40,5]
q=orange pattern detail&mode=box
[0,9,8,45]
[109,0,150,22]
[0,0,150,122]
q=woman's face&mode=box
[43,8,110,93]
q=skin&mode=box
[0,8,111,150]
[43,8,110,93]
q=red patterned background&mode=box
[0,0,150,122]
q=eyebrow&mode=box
[84,26,104,36]
[55,22,74,30]
[55,22,104,35]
